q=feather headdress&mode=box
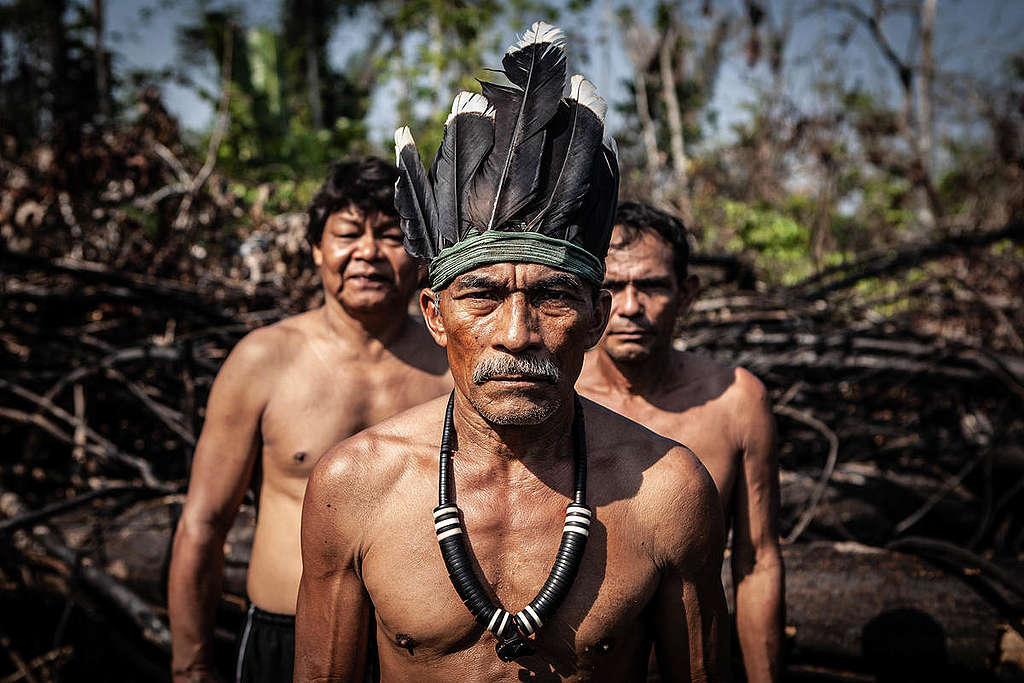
[394,21,619,290]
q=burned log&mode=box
[723,542,1024,680]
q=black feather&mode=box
[469,22,566,230]
[577,138,620,259]
[526,74,607,239]
[430,92,495,243]
[394,127,438,259]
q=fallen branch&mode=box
[0,490,172,652]
[778,405,839,543]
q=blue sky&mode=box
[106,0,1023,149]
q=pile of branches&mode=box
[2,116,1024,679]
[688,222,1024,556]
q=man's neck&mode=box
[594,345,674,397]
[321,296,409,354]
[451,391,576,475]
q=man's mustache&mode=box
[472,354,561,385]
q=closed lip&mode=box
[607,329,652,337]
[345,272,391,283]
[487,375,552,383]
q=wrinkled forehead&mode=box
[448,262,588,292]
[604,225,675,280]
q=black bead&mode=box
[496,634,535,662]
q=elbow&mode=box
[172,508,232,555]
[732,544,783,584]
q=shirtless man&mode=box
[295,23,729,681]
[168,157,452,683]
[576,202,784,682]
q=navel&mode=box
[293,451,307,463]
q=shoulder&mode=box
[675,352,772,429]
[585,398,721,563]
[307,396,448,518]
[585,398,717,514]
[220,311,315,378]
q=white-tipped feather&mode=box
[507,21,565,54]
[445,92,495,127]
[394,126,414,154]
[569,74,607,122]
[606,134,619,161]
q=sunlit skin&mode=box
[577,225,784,683]
[168,205,452,683]
[295,261,732,682]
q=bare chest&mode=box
[260,357,448,479]
[362,499,658,680]
[598,395,741,509]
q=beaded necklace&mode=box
[432,391,592,662]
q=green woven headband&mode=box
[427,230,606,291]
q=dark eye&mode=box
[381,232,404,243]
[533,289,576,306]
[466,290,501,301]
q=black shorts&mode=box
[235,605,295,683]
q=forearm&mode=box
[168,519,229,681]
[734,556,784,683]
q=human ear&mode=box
[584,289,612,349]
[420,288,448,347]
[312,243,324,268]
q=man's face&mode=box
[312,205,420,314]
[422,262,610,426]
[600,225,697,363]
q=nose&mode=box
[617,284,643,318]
[494,292,540,354]
[353,230,381,261]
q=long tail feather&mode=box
[526,74,607,239]
[394,127,439,259]
[468,21,566,231]
[430,92,495,243]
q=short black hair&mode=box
[612,201,690,284]
[306,157,400,246]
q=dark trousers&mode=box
[235,605,295,683]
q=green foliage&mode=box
[177,5,373,183]
[699,199,847,286]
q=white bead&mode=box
[433,505,459,519]
[434,518,461,531]
[436,527,463,541]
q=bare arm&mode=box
[168,333,275,682]
[652,448,731,683]
[294,448,373,682]
[730,370,784,683]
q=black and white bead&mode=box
[514,604,545,636]
[486,608,516,639]
[563,504,592,537]
[433,504,462,541]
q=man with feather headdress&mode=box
[295,23,729,682]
